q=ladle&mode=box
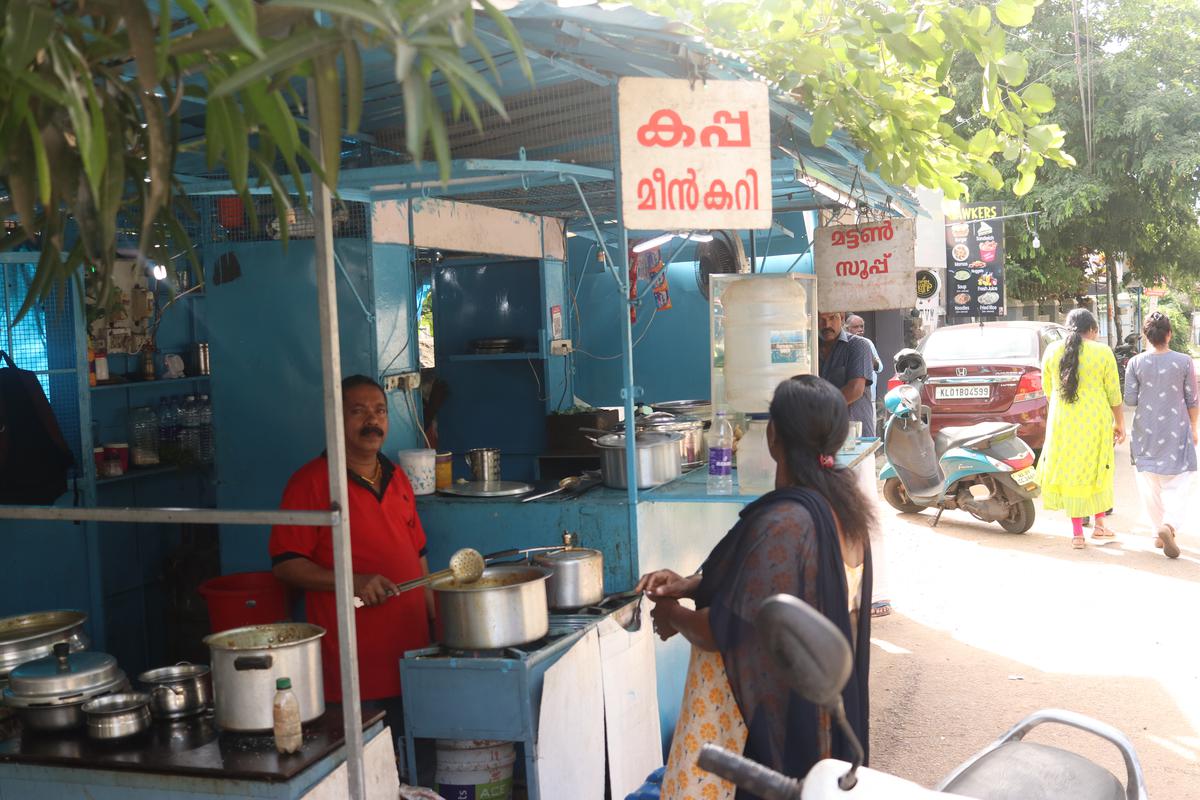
[352,547,485,608]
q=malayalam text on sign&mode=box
[617,78,772,231]
[813,218,917,312]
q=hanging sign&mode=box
[944,202,1005,317]
[617,78,773,231]
[813,218,916,312]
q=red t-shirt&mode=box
[269,454,430,701]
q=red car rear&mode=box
[888,321,1066,450]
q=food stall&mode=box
[0,3,913,798]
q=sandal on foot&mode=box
[1072,536,1086,550]
[1091,528,1117,541]
[1158,525,1181,559]
[1154,537,1164,549]
[870,601,892,618]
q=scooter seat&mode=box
[941,741,1125,800]
[934,422,1019,458]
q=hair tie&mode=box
[818,454,836,470]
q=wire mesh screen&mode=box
[189,196,371,243]
[1,263,84,468]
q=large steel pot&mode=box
[203,623,324,732]
[0,610,89,681]
[620,413,707,469]
[3,643,128,732]
[594,431,682,489]
[138,663,212,720]
[433,565,550,650]
[533,548,604,610]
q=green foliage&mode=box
[632,0,1075,199]
[0,0,529,321]
[954,0,1200,302]
[1155,298,1194,355]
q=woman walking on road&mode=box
[1036,308,1126,549]
[1123,312,1198,559]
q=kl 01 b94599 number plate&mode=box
[934,385,990,400]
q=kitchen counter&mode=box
[0,709,391,799]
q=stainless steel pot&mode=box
[651,400,713,425]
[620,413,707,469]
[533,548,604,610]
[138,663,213,720]
[0,610,89,680]
[593,431,682,489]
[203,623,325,732]
[433,565,550,650]
[83,692,151,740]
[3,643,128,732]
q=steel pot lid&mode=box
[6,645,124,705]
[0,610,87,648]
[595,431,682,449]
[535,548,601,564]
[82,691,150,715]
[203,622,325,652]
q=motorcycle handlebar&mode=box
[697,744,803,800]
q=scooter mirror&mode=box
[757,594,853,709]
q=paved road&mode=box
[870,418,1200,797]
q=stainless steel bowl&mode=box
[138,663,213,720]
[83,692,152,740]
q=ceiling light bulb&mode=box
[632,233,677,253]
[152,263,167,281]
[1032,235,1041,249]
[685,232,714,243]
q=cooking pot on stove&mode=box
[432,565,551,650]
[617,412,707,470]
[3,642,129,731]
[203,623,325,732]
[533,548,604,610]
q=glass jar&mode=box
[129,406,160,467]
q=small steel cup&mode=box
[465,448,501,483]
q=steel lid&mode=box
[595,431,682,449]
[535,548,601,564]
[5,645,125,706]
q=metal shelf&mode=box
[447,352,545,362]
[91,376,209,393]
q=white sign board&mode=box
[617,78,772,231]
[813,218,917,312]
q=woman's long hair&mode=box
[1060,308,1098,404]
[769,375,874,545]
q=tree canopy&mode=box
[951,0,1200,301]
[633,0,1076,199]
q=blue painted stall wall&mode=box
[432,260,548,482]
[569,216,814,407]
[203,240,398,575]
[372,243,427,459]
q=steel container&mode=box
[82,692,152,740]
[620,413,707,469]
[3,643,128,732]
[594,431,682,489]
[138,663,213,720]
[533,548,605,610]
[203,623,325,732]
[0,610,89,680]
[433,565,551,650]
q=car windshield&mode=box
[921,327,1038,362]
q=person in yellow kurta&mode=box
[1037,308,1126,549]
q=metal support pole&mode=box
[309,80,366,800]
[0,506,340,525]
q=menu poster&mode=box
[944,202,1005,317]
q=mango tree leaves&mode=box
[0,0,527,321]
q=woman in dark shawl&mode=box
[635,375,874,799]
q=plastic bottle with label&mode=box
[179,395,198,464]
[273,677,302,754]
[197,394,214,465]
[706,411,734,495]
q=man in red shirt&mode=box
[269,375,433,761]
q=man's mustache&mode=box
[359,425,385,437]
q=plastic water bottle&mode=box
[272,677,302,754]
[180,395,198,464]
[157,397,177,464]
[197,394,214,465]
[707,411,735,495]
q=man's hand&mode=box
[353,573,397,606]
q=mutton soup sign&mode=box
[617,78,773,230]
[813,218,917,312]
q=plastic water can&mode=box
[722,276,811,413]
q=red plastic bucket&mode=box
[198,572,290,633]
[216,196,245,229]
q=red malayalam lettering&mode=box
[635,168,761,212]
[830,220,894,250]
[636,110,695,148]
[700,111,751,147]
[835,252,892,281]
[636,109,753,148]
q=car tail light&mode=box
[887,376,903,391]
[1004,452,1036,471]
[1014,370,1044,402]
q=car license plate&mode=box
[934,385,990,400]
[1012,467,1036,486]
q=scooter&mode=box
[698,594,1150,800]
[878,349,1040,534]
[1114,333,1139,389]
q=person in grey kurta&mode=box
[1123,312,1198,559]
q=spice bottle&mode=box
[273,677,302,754]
